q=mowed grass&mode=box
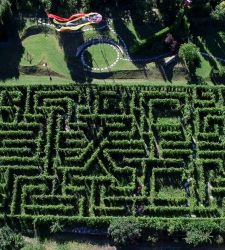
[84,44,118,69]
[21,34,71,78]
[83,42,163,72]
[196,54,212,79]
[196,29,225,80]
[0,75,72,86]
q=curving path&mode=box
[40,18,225,72]
[39,18,171,71]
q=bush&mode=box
[178,42,200,72]
[184,221,217,246]
[0,226,25,250]
[108,218,143,246]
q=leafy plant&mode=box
[178,42,200,73]
[50,222,64,233]
[184,221,216,246]
[211,1,225,23]
[108,218,143,246]
[0,226,25,250]
[22,242,44,250]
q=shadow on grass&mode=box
[0,21,25,81]
[57,32,93,84]
[129,7,162,40]
[163,59,178,82]
[194,25,225,67]
[203,32,225,60]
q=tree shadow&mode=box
[57,31,93,84]
[163,59,178,82]
[111,12,137,51]
[203,32,225,60]
[0,20,25,81]
[194,25,225,65]
[194,35,220,70]
[129,5,163,40]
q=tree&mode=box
[156,0,183,25]
[191,0,210,9]
[211,1,225,23]
[178,42,200,73]
[0,0,11,24]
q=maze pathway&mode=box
[0,85,225,225]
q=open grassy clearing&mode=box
[0,75,72,85]
[21,34,70,78]
[1,18,225,85]
[84,43,118,69]
[0,77,190,86]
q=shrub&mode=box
[185,229,211,246]
[108,218,143,246]
[179,42,200,73]
[0,226,25,250]
[184,221,217,246]
[50,222,64,233]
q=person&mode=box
[184,177,193,196]
[136,183,144,195]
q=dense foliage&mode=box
[178,42,200,73]
[108,218,142,246]
[0,85,224,247]
[211,1,225,23]
[0,226,25,250]
[0,0,10,23]
[1,0,225,247]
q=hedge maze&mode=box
[1,85,225,224]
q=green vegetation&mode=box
[0,226,111,250]
[84,44,118,69]
[178,42,200,75]
[21,34,70,78]
[2,0,225,248]
[0,226,25,250]
[108,218,142,246]
[0,84,225,247]
[211,1,225,23]
[22,239,109,250]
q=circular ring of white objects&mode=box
[81,43,120,71]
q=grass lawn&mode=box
[196,55,212,80]
[195,28,225,80]
[84,44,118,69]
[21,34,71,78]
[0,77,189,86]
[0,75,72,86]
[4,19,224,85]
